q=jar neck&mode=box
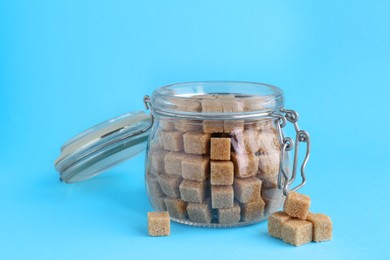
[151,81,284,120]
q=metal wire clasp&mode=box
[143,95,155,130]
[276,109,311,196]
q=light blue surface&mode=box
[1,1,390,259]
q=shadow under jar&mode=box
[145,82,309,227]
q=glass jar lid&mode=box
[55,111,151,183]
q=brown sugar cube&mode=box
[244,129,261,153]
[263,195,284,217]
[210,138,231,160]
[306,212,333,242]
[234,177,262,203]
[268,211,291,239]
[210,161,234,185]
[148,212,170,237]
[146,163,159,177]
[161,131,184,151]
[199,94,236,100]
[258,153,280,178]
[202,99,224,133]
[224,120,244,133]
[183,132,211,155]
[257,131,280,154]
[202,98,223,112]
[173,98,202,112]
[158,119,174,131]
[261,187,284,201]
[149,141,164,152]
[164,198,188,220]
[174,119,202,132]
[179,180,206,203]
[230,130,246,154]
[243,96,268,111]
[231,152,259,178]
[222,99,244,133]
[256,174,278,189]
[240,198,265,221]
[284,192,311,220]
[164,152,186,176]
[151,150,169,174]
[157,174,182,198]
[282,219,313,246]
[211,185,234,209]
[218,201,241,225]
[146,174,165,198]
[253,119,275,133]
[186,199,212,224]
[181,155,210,181]
[203,120,224,134]
[149,195,167,211]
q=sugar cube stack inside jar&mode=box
[145,82,288,227]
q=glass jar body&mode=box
[144,82,287,227]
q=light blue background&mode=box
[1,1,389,259]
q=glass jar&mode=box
[55,81,310,228]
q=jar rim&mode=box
[151,81,284,120]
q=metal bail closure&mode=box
[55,108,153,184]
[276,109,311,196]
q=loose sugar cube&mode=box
[240,198,265,221]
[181,155,210,181]
[164,198,188,219]
[233,177,262,203]
[210,138,231,160]
[187,199,212,224]
[174,119,202,132]
[158,119,174,131]
[161,131,184,151]
[268,211,291,239]
[258,153,280,178]
[231,152,259,178]
[183,132,211,155]
[164,152,186,176]
[284,192,311,220]
[146,174,165,198]
[218,201,241,225]
[148,212,170,237]
[306,212,333,242]
[210,161,234,185]
[179,180,206,203]
[282,219,313,246]
[211,185,234,209]
[157,174,182,198]
[151,151,169,174]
